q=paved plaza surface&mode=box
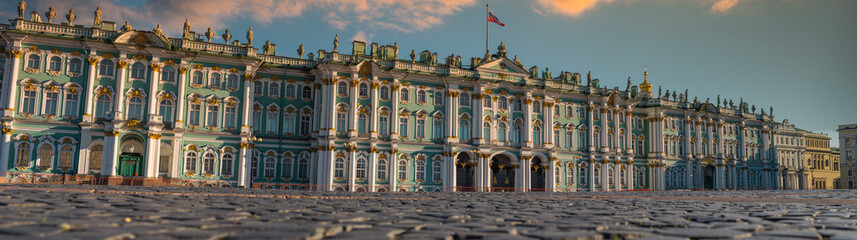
[1,185,857,240]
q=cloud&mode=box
[18,0,476,35]
[709,0,740,13]
[533,0,615,17]
[352,31,372,43]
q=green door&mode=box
[118,155,142,176]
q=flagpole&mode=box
[486,4,489,55]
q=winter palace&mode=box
[0,3,813,192]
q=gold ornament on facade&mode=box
[28,46,41,52]
[124,119,142,130]
[10,50,23,59]
[1,128,13,135]
[117,61,129,69]
[147,133,162,139]
[150,63,161,72]
[178,67,188,74]
[100,52,115,59]
[104,130,120,137]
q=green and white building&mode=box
[0,4,788,191]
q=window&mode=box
[579,164,588,187]
[99,59,114,76]
[336,110,347,134]
[189,103,201,126]
[416,118,425,138]
[156,99,173,123]
[282,158,293,178]
[554,128,561,147]
[533,125,542,145]
[594,130,601,148]
[253,110,263,132]
[513,121,523,143]
[49,56,62,71]
[191,72,205,86]
[533,101,541,113]
[254,81,263,95]
[267,110,279,133]
[498,122,507,142]
[484,97,492,108]
[378,159,387,179]
[483,122,491,142]
[514,99,522,111]
[417,90,426,104]
[579,129,587,151]
[338,82,349,96]
[64,91,79,117]
[554,105,560,115]
[131,63,146,79]
[89,144,102,172]
[566,164,574,186]
[162,66,176,82]
[400,88,409,102]
[95,95,112,119]
[620,167,626,187]
[593,166,601,187]
[608,133,614,149]
[202,153,215,174]
[38,144,53,169]
[264,156,276,178]
[221,153,234,175]
[499,97,507,110]
[286,84,296,99]
[210,73,221,87]
[608,165,614,186]
[27,54,41,70]
[298,159,309,178]
[432,160,441,182]
[578,106,586,120]
[127,97,144,120]
[399,117,408,137]
[227,75,239,89]
[398,160,407,180]
[269,82,279,97]
[359,83,368,98]
[379,114,389,136]
[16,142,31,167]
[459,117,470,141]
[593,109,600,121]
[460,93,470,107]
[251,156,258,178]
[300,114,311,135]
[68,58,82,74]
[380,86,389,100]
[302,86,312,100]
[434,91,443,106]
[416,160,426,181]
[433,117,443,140]
[207,104,219,127]
[185,152,197,173]
[284,113,296,135]
[566,130,574,149]
[21,89,37,114]
[356,159,367,179]
[44,91,59,116]
[567,106,574,118]
[334,158,345,178]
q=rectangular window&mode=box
[22,90,37,114]
[399,118,408,137]
[206,105,219,127]
[224,106,237,128]
[434,91,443,106]
[266,112,278,133]
[416,118,425,139]
[189,104,201,125]
[64,93,79,117]
[433,118,443,140]
[300,115,311,135]
[284,114,295,135]
[44,92,59,115]
[253,111,262,132]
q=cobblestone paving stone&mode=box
[2,185,857,240]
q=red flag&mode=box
[488,8,505,26]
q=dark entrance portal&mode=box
[455,153,475,192]
[491,154,515,192]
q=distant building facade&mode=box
[0,3,810,192]
[804,131,838,189]
[838,124,857,189]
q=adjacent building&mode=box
[0,3,810,192]
[804,131,838,189]
[838,124,857,189]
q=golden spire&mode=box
[640,65,652,93]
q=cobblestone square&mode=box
[2,185,857,239]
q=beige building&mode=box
[838,124,857,189]
[804,131,839,189]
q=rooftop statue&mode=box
[685,89,688,102]
[222,29,231,44]
[672,92,677,101]
[626,77,631,91]
[205,27,214,42]
[182,19,191,39]
[153,24,163,37]
[17,0,25,20]
[45,6,55,24]
[752,105,756,113]
[410,50,416,63]
[66,9,75,26]
[770,107,773,116]
[297,44,305,59]
[658,86,662,98]
[29,11,40,23]
[231,40,239,46]
[246,27,254,46]
[93,7,102,28]
[513,55,522,67]
[121,21,131,31]
[333,34,339,52]
[393,42,399,59]
[717,95,721,106]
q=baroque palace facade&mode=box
[0,3,805,191]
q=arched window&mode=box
[161,66,176,82]
[356,159,367,179]
[579,164,588,187]
[513,120,523,144]
[192,71,204,85]
[566,164,575,186]
[269,82,279,97]
[49,56,62,71]
[266,109,278,133]
[566,106,574,118]
[68,58,82,74]
[334,158,345,179]
[607,132,614,149]
[483,97,492,108]
[89,144,102,172]
[282,158,293,178]
[302,86,312,100]
[159,99,174,123]
[99,59,114,76]
[433,117,443,140]
[579,127,588,151]
[358,83,368,98]
[566,129,574,149]
[185,152,197,173]
[16,142,31,167]
[593,128,601,149]
[533,124,542,145]
[379,86,389,100]
[27,54,41,70]
[619,133,626,150]
[379,113,389,136]
[432,160,441,182]
[499,97,508,110]
[227,75,239,89]
[434,91,443,106]
[417,90,426,104]
[533,101,541,113]
[593,166,601,187]
[21,88,37,114]
[264,156,277,178]
[253,81,263,95]
[284,112,296,135]
[298,159,309,178]
[514,98,522,111]
[416,117,425,138]
[286,84,296,99]
[555,164,561,185]
[459,117,470,141]
[131,63,146,79]
[336,109,347,134]
[59,145,74,169]
[221,153,234,175]
[415,160,426,181]
[35,145,52,168]
[483,122,491,142]
[398,160,408,180]
[202,153,216,174]
[498,122,507,142]
[398,116,408,137]
[608,165,615,187]
[44,90,59,116]
[460,93,470,107]
[252,107,262,132]
[210,73,221,87]
[127,97,144,120]
[337,82,348,96]
[554,127,561,147]
[377,159,387,179]
[95,95,112,119]
[554,105,560,115]
[400,88,409,102]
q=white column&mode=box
[170,134,183,178]
[147,63,161,116]
[348,77,358,138]
[101,131,120,176]
[369,81,379,138]
[390,83,400,139]
[589,160,595,191]
[472,89,483,144]
[348,149,357,191]
[144,134,161,178]
[114,60,128,115]
[82,57,98,122]
[238,143,250,187]
[2,50,22,113]
[368,149,377,191]
[175,67,189,127]
[390,151,397,190]
[0,131,11,174]
[475,154,484,191]
[523,94,533,148]
[587,103,594,152]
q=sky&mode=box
[2,0,855,147]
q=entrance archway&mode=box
[118,134,145,177]
[703,165,715,189]
[530,157,546,191]
[490,154,515,192]
[455,152,475,192]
